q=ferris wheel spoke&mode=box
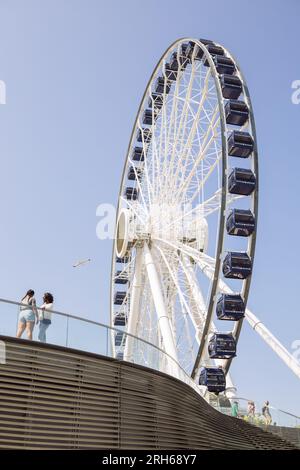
[164,53,182,150]
[157,83,169,197]
[153,241,219,374]
[187,96,219,153]
[197,191,241,217]
[137,275,153,339]
[163,64,200,195]
[154,236,207,268]
[180,255,224,337]
[179,255,207,333]
[153,243,194,321]
[173,85,219,191]
[148,132,160,200]
[152,188,223,242]
[175,114,221,202]
[164,66,209,193]
[177,106,220,190]
[189,155,222,205]
[151,57,182,200]
[155,91,187,201]
[154,239,214,306]
[168,69,213,199]
[179,256,225,373]
[153,242,200,371]
[119,196,148,223]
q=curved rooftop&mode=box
[0,335,296,450]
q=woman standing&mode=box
[17,289,38,340]
[247,401,255,421]
[38,292,54,343]
[262,400,272,425]
[231,401,239,418]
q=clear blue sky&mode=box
[0,0,299,414]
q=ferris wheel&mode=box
[110,37,259,393]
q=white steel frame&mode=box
[110,38,300,393]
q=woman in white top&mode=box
[17,289,38,340]
[38,292,54,343]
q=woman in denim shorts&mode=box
[17,289,38,340]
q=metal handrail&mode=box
[214,395,300,424]
[233,396,300,421]
[3,297,298,421]
[0,297,200,393]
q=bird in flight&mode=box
[73,258,91,268]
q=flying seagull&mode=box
[73,258,91,268]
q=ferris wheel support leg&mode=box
[244,307,300,379]
[199,259,300,381]
[144,243,179,377]
[123,248,143,362]
[182,256,236,394]
[218,278,300,380]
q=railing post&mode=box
[16,307,19,335]
[106,327,109,357]
[66,316,69,347]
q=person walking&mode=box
[231,401,239,418]
[17,289,38,340]
[262,400,272,425]
[37,292,54,343]
[247,401,255,421]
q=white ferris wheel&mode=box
[110,38,300,395]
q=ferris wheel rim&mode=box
[110,37,258,385]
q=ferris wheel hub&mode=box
[116,205,209,257]
[116,209,132,258]
[116,208,151,257]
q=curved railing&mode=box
[0,297,200,395]
[211,396,300,429]
[1,297,299,429]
